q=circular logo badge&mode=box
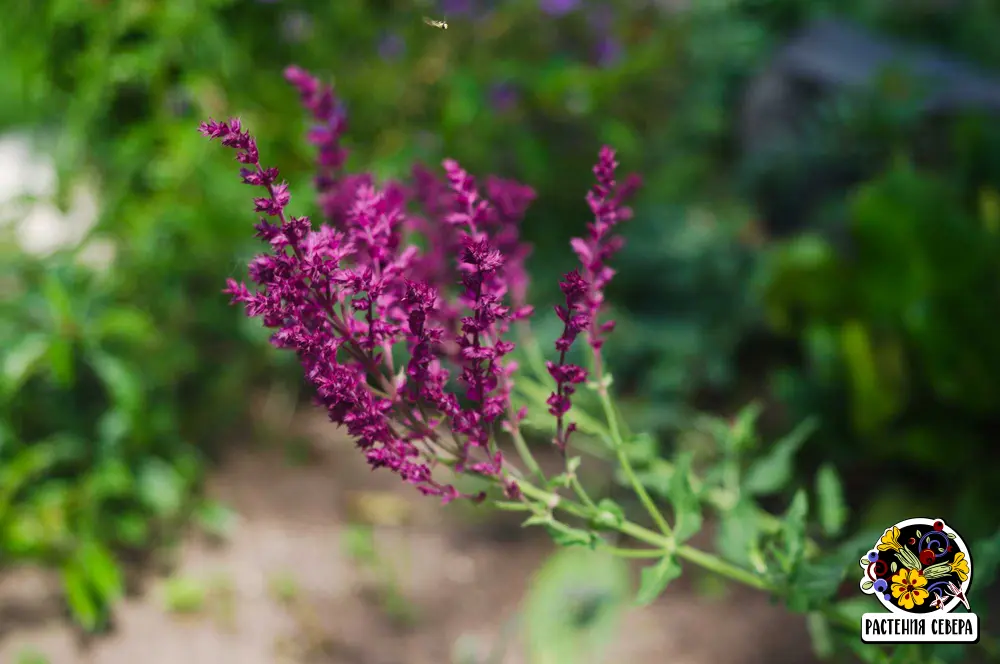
[859,517,972,615]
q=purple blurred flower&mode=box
[441,0,475,15]
[489,81,520,113]
[594,36,623,67]
[378,32,406,61]
[539,0,579,16]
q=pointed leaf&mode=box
[743,419,817,496]
[636,554,682,606]
[716,498,762,569]
[545,521,598,548]
[0,333,49,398]
[61,563,99,631]
[668,453,702,544]
[815,463,847,537]
[806,612,835,659]
[782,490,809,573]
[78,540,123,603]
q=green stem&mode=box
[569,474,597,510]
[508,418,546,485]
[511,480,923,640]
[517,321,551,384]
[596,387,673,538]
[517,481,769,592]
[601,545,667,558]
[515,381,819,556]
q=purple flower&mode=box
[378,32,405,61]
[489,82,520,113]
[594,36,623,67]
[546,270,590,451]
[202,66,639,498]
[569,147,641,352]
[539,0,579,16]
[441,0,475,16]
[543,148,640,452]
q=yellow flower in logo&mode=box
[950,552,970,582]
[878,526,902,552]
[891,568,929,610]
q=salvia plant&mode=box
[200,65,991,664]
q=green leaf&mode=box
[728,402,763,453]
[61,563,100,631]
[806,612,834,660]
[667,454,702,544]
[0,333,49,398]
[114,512,150,546]
[86,458,132,499]
[846,637,891,664]
[89,351,144,415]
[522,514,551,528]
[545,521,598,548]
[77,540,123,603]
[815,463,847,537]
[42,272,74,325]
[862,580,874,591]
[94,307,156,343]
[743,419,817,496]
[46,336,74,386]
[0,443,64,518]
[14,648,50,664]
[137,458,184,518]
[341,524,376,560]
[786,557,847,611]
[969,528,1000,591]
[523,549,629,664]
[635,554,682,606]
[716,498,762,570]
[545,472,571,490]
[782,490,809,573]
[161,576,206,614]
[194,500,237,540]
[590,498,625,530]
[833,597,871,627]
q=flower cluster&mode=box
[201,66,639,501]
[546,147,640,451]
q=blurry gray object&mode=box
[739,18,1000,237]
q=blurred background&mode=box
[2,0,1000,662]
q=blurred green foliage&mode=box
[750,1,1000,540]
[763,159,1000,537]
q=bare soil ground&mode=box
[0,411,816,664]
